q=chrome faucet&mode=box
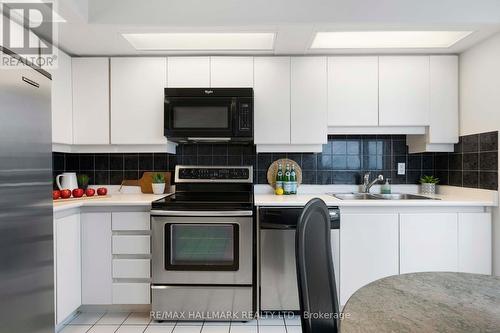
[361,172,384,193]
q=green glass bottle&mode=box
[290,164,297,194]
[283,163,292,195]
[275,163,284,191]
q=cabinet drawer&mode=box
[113,259,150,279]
[112,212,150,231]
[112,235,150,254]
[112,283,150,304]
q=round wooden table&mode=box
[340,272,500,333]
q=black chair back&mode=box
[296,198,339,333]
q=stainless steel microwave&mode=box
[164,88,253,143]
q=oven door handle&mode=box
[151,210,253,217]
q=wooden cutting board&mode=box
[121,172,172,194]
[267,158,302,187]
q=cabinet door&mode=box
[72,58,110,144]
[110,57,167,144]
[379,56,430,126]
[54,214,81,324]
[327,56,378,126]
[167,57,210,87]
[291,57,327,144]
[429,55,459,143]
[400,213,458,274]
[253,57,291,145]
[210,57,253,87]
[340,213,399,305]
[81,212,112,304]
[458,213,492,274]
[51,49,73,144]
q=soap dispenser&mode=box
[381,178,391,194]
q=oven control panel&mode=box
[176,166,252,182]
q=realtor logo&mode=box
[2,1,53,54]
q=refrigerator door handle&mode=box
[22,76,40,88]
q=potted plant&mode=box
[420,175,439,195]
[151,173,166,195]
[77,174,90,190]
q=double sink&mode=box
[333,193,438,200]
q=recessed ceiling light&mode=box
[122,32,275,51]
[310,31,473,49]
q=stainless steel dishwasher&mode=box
[259,206,340,311]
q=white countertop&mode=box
[53,192,170,212]
[254,185,498,207]
[53,185,498,212]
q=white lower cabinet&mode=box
[81,212,113,304]
[113,259,151,279]
[458,213,492,274]
[111,211,152,305]
[338,209,492,306]
[54,213,81,324]
[112,212,150,231]
[400,213,458,274]
[112,235,150,255]
[340,213,399,305]
[112,283,151,304]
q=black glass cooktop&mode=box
[152,191,253,211]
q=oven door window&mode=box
[166,223,239,271]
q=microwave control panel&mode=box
[239,103,252,131]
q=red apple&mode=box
[60,189,71,199]
[85,188,95,197]
[72,188,84,198]
[52,190,61,200]
[97,187,108,196]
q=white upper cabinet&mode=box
[328,56,379,127]
[290,57,328,144]
[253,57,291,145]
[379,56,430,126]
[51,49,73,144]
[400,213,458,274]
[429,55,459,143]
[407,55,459,153]
[210,57,254,87]
[167,57,210,87]
[110,58,167,145]
[72,58,110,144]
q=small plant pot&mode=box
[421,183,436,195]
[152,183,165,195]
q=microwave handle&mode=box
[231,99,237,128]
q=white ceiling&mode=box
[53,0,500,56]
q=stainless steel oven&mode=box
[150,166,255,321]
[164,88,253,143]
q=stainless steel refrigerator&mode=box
[0,48,54,332]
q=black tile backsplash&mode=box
[433,131,498,190]
[53,132,498,191]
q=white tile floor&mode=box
[61,312,301,333]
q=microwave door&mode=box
[165,98,235,138]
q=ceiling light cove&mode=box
[122,32,275,51]
[310,31,473,49]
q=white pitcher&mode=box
[56,172,78,190]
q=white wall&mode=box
[460,31,500,275]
